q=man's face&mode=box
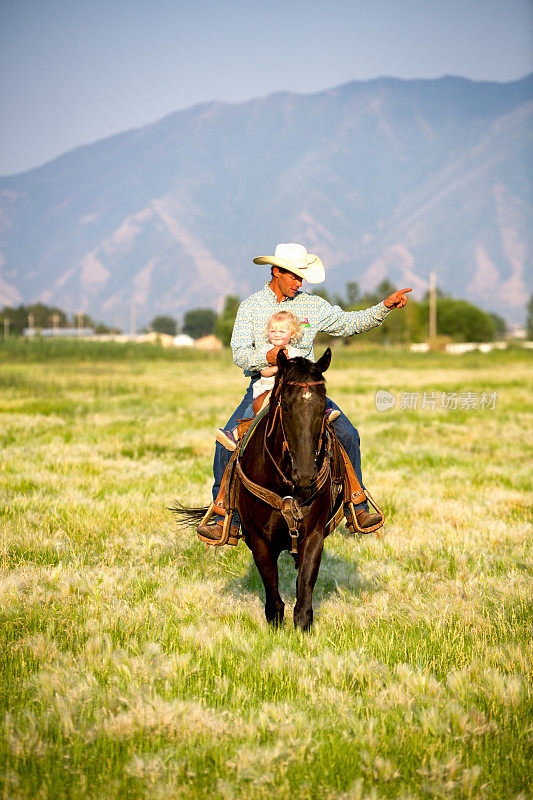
[273,267,303,299]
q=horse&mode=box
[173,347,343,631]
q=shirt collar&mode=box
[263,282,300,304]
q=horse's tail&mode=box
[168,500,209,529]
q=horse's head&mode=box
[273,347,331,492]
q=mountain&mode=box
[0,74,531,326]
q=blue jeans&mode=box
[212,379,369,523]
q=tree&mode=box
[0,303,69,336]
[527,295,533,339]
[345,281,360,308]
[355,278,398,309]
[418,298,495,342]
[182,308,217,340]
[422,286,450,300]
[216,295,241,346]
[488,313,506,340]
[375,278,397,299]
[93,322,121,334]
[70,312,95,328]
[69,312,120,334]
[150,315,177,336]
[68,312,118,332]
[351,295,423,345]
[312,286,333,304]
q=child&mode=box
[216,310,302,450]
[252,310,302,408]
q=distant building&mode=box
[445,342,507,354]
[23,328,95,337]
[136,332,176,348]
[173,334,194,347]
[194,334,223,351]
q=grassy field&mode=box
[1,340,531,800]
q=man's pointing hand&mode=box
[383,288,412,309]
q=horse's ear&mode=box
[277,348,290,369]
[315,348,331,374]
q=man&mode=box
[198,242,411,543]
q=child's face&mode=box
[268,321,293,347]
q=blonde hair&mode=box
[266,310,302,344]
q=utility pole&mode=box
[28,313,34,334]
[77,311,83,336]
[52,314,59,336]
[429,272,437,340]
[3,318,9,338]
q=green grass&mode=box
[0,341,531,799]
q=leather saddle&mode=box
[199,404,384,545]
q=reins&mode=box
[264,376,326,488]
[239,372,329,565]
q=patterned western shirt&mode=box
[231,282,391,376]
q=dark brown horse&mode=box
[173,347,342,630]
[235,347,338,630]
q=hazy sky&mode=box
[1,0,532,176]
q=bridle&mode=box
[234,371,331,565]
[263,375,327,491]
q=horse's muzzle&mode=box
[291,465,318,492]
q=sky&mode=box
[0,0,532,176]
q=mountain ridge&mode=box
[1,74,531,325]
[3,73,531,181]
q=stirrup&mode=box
[345,490,385,535]
[196,502,240,547]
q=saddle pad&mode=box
[239,405,270,456]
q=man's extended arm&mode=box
[317,288,412,336]
[317,298,391,336]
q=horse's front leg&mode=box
[294,529,324,631]
[249,534,285,626]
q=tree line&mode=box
[136,297,240,343]
[0,304,120,336]
[0,299,240,343]
[3,285,530,344]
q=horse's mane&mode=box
[276,356,326,386]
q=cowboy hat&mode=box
[253,242,325,284]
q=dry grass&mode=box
[0,341,531,799]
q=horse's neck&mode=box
[243,413,287,488]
